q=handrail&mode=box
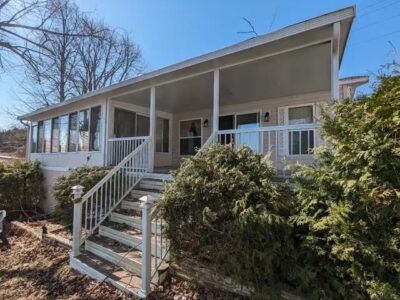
[195,132,217,156]
[217,123,321,135]
[79,137,151,245]
[108,136,149,142]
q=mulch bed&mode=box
[0,227,243,299]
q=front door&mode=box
[236,112,260,152]
[219,112,260,151]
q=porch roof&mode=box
[19,6,355,120]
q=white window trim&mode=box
[279,103,317,157]
[179,117,203,156]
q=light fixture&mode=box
[203,119,209,127]
[263,112,270,122]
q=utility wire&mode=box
[347,29,400,48]
[352,13,400,32]
[359,0,394,12]
[360,0,400,17]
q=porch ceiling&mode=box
[114,42,331,113]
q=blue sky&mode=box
[1,0,399,129]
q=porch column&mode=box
[149,86,156,172]
[331,22,340,101]
[213,69,220,133]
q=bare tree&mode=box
[0,0,53,72]
[14,0,142,114]
[72,18,142,95]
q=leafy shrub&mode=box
[161,145,296,298]
[0,160,43,217]
[292,76,400,299]
[53,166,110,224]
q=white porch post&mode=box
[149,87,156,172]
[213,69,220,133]
[71,185,84,258]
[103,98,110,166]
[331,22,340,101]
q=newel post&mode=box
[139,195,156,297]
[71,185,84,257]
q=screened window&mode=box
[156,117,169,153]
[136,114,150,136]
[180,119,201,155]
[114,108,135,138]
[59,115,69,152]
[78,109,89,151]
[51,117,60,152]
[37,121,44,153]
[288,105,314,155]
[31,123,38,153]
[43,119,52,153]
[90,106,102,151]
[68,112,78,152]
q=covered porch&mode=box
[105,35,336,174]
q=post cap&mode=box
[71,185,85,202]
[139,195,156,207]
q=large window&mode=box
[180,119,201,155]
[30,106,102,154]
[31,123,38,153]
[59,115,69,152]
[37,121,44,153]
[114,108,136,138]
[79,109,89,151]
[51,117,60,152]
[136,114,150,136]
[68,112,78,152]
[288,105,314,155]
[156,117,169,153]
[90,106,102,151]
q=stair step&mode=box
[70,252,143,297]
[121,199,142,211]
[99,222,166,258]
[131,188,162,199]
[85,235,143,276]
[139,180,165,191]
[110,211,164,234]
[144,173,173,181]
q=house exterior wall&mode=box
[28,96,107,213]
[171,90,331,166]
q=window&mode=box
[114,108,136,138]
[31,123,38,153]
[68,112,78,152]
[59,115,69,152]
[136,114,150,136]
[90,106,102,151]
[37,121,44,153]
[43,119,52,153]
[51,117,59,152]
[180,119,201,155]
[288,105,314,155]
[156,117,169,153]
[78,109,89,151]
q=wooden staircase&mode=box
[70,173,172,298]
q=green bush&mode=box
[292,76,400,299]
[0,160,43,216]
[53,166,110,225]
[161,145,296,298]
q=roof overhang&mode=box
[19,6,356,120]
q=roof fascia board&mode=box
[19,6,355,120]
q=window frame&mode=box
[179,118,203,156]
[30,105,103,155]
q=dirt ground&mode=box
[0,228,243,300]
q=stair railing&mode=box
[71,137,151,256]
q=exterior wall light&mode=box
[203,119,209,127]
[263,112,270,122]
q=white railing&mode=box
[107,136,148,166]
[71,138,151,254]
[138,196,170,296]
[216,123,323,175]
